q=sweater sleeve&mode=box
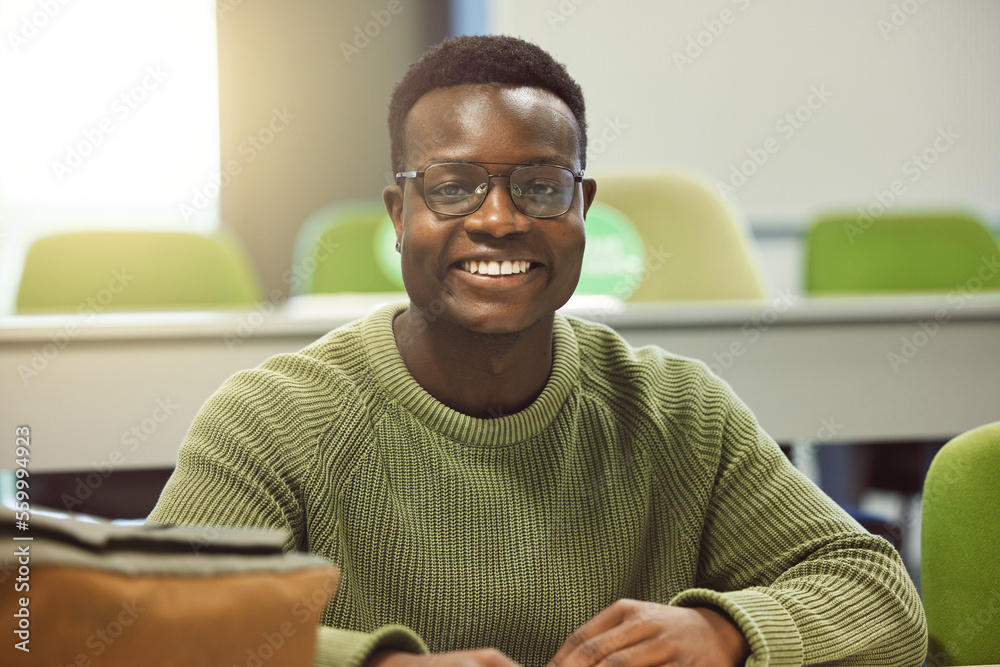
[147,353,428,667]
[669,379,927,666]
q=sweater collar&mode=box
[362,301,580,447]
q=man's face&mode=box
[384,84,597,336]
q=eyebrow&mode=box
[424,156,575,168]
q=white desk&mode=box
[1,294,998,472]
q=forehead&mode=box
[403,84,581,168]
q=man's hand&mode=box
[547,599,750,667]
[370,648,520,667]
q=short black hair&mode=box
[388,34,587,175]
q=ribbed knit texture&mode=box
[149,302,927,667]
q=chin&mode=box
[451,303,555,337]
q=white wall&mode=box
[488,0,1000,228]
[215,0,429,300]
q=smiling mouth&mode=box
[460,260,534,276]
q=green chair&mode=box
[805,211,1000,294]
[16,230,261,313]
[292,200,404,295]
[591,171,767,302]
[574,201,646,300]
[922,421,1000,666]
[806,212,1000,550]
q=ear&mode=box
[383,183,404,246]
[581,177,597,218]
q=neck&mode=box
[393,307,554,418]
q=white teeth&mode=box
[461,260,533,275]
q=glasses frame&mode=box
[395,161,585,219]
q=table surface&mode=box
[2,293,998,472]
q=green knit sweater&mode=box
[148,302,926,667]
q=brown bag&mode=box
[1,507,339,666]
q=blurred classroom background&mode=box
[1,0,998,586]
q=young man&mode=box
[149,36,927,666]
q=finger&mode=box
[592,636,680,667]
[469,647,521,667]
[550,607,653,667]
[562,616,655,667]
[549,602,631,667]
[438,648,520,667]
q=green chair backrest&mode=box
[574,201,646,300]
[292,201,403,294]
[805,212,1000,294]
[592,172,767,302]
[922,421,1000,666]
[16,231,261,313]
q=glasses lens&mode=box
[422,163,489,215]
[509,166,576,218]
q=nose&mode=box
[462,174,532,238]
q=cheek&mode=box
[398,251,438,307]
[562,224,587,286]
[399,242,433,285]
[564,223,587,266]
[398,217,450,291]
[398,208,428,260]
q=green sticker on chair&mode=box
[575,202,645,299]
[375,215,405,290]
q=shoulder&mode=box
[558,315,783,506]
[558,314,756,460]
[196,305,403,463]
[561,315,736,419]
[229,301,405,403]
[218,316,367,412]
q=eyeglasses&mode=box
[395,162,584,218]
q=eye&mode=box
[519,180,562,197]
[429,181,474,199]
